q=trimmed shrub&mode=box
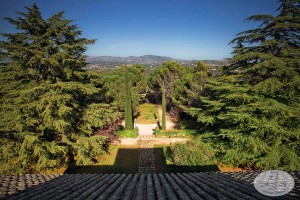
[155,129,197,138]
[164,136,216,166]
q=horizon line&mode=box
[85,54,229,61]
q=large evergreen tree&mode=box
[0,5,121,173]
[99,64,147,124]
[1,4,94,82]
[172,61,209,110]
[148,61,185,128]
[188,0,300,170]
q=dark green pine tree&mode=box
[1,4,95,82]
[100,64,147,112]
[124,65,133,129]
[189,0,300,170]
[148,61,185,128]
[0,4,121,173]
[171,60,209,110]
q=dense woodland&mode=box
[0,0,299,173]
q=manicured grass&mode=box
[136,103,159,124]
[153,144,220,172]
[64,145,139,174]
[115,128,138,138]
[64,144,241,174]
[96,145,119,165]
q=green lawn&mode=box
[64,144,224,174]
[136,103,159,124]
[115,128,138,138]
[153,145,220,173]
[64,145,139,174]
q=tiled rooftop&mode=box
[1,171,299,200]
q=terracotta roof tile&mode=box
[1,171,299,200]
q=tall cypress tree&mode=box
[124,65,133,129]
[161,81,167,130]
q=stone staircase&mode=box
[137,134,155,173]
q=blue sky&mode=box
[0,0,278,60]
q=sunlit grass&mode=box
[96,145,119,165]
[115,128,138,138]
[136,103,159,124]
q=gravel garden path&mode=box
[123,105,178,173]
[138,135,155,173]
[136,106,176,173]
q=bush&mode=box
[115,128,138,138]
[164,136,216,166]
[155,129,197,138]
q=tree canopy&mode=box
[99,64,147,115]
[187,0,300,170]
[0,4,95,83]
[0,4,122,173]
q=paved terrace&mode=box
[1,171,299,199]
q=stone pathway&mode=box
[138,135,155,173]
[135,123,156,135]
[123,104,177,173]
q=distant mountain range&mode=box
[86,55,176,65]
[85,55,228,71]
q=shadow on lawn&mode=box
[64,148,138,174]
[64,148,220,174]
[153,148,220,173]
